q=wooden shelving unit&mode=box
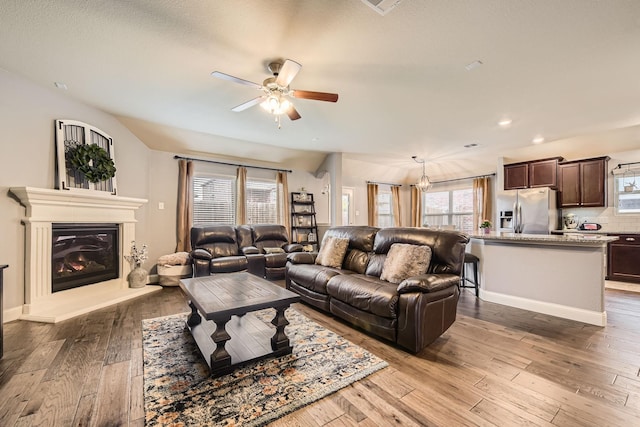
[290,192,319,252]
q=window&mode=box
[193,175,236,225]
[423,188,473,233]
[615,173,640,214]
[377,185,394,228]
[246,179,277,224]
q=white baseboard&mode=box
[3,306,23,323]
[479,289,607,326]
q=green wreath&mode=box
[66,143,116,183]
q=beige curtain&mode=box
[175,159,194,252]
[367,183,378,226]
[236,167,247,225]
[473,176,493,230]
[411,185,423,227]
[276,171,291,238]
[391,185,402,227]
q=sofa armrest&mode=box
[242,246,260,255]
[287,252,316,264]
[190,248,212,277]
[397,274,460,294]
[284,243,303,253]
[191,248,212,260]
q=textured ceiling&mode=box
[2,0,640,179]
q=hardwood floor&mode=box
[1,286,639,426]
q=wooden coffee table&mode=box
[179,272,300,377]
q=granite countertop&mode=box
[470,232,619,246]
[551,229,639,235]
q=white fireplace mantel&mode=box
[10,187,161,323]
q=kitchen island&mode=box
[468,232,618,326]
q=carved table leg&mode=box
[210,316,232,375]
[186,300,201,327]
[271,305,292,353]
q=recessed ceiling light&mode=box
[311,137,320,142]
[532,136,545,144]
[498,118,512,127]
[464,143,479,148]
[465,60,483,71]
[54,82,68,90]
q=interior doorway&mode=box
[342,187,355,225]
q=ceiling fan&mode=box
[211,59,339,127]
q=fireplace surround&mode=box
[10,187,161,323]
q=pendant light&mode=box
[412,156,431,192]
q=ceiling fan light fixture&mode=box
[260,94,290,116]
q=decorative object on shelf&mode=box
[412,156,431,192]
[622,166,637,192]
[66,142,116,183]
[291,191,319,251]
[293,188,310,202]
[480,219,492,234]
[125,240,148,288]
[55,119,118,194]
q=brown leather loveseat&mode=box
[191,224,302,279]
[286,226,469,353]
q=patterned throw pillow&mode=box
[315,236,350,268]
[380,243,432,284]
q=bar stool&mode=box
[460,253,479,296]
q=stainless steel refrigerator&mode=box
[497,188,559,234]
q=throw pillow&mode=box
[380,243,432,284]
[263,247,285,254]
[315,236,350,268]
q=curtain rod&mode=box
[366,180,402,187]
[174,155,292,173]
[612,161,640,172]
[430,172,495,185]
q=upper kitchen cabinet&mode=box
[558,156,609,207]
[504,162,529,189]
[504,157,563,190]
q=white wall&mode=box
[342,158,413,227]
[0,72,151,317]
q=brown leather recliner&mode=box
[190,224,301,279]
[286,226,469,353]
[244,224,303,279]
[190,225,251,277]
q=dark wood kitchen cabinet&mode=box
[558,156,609,207]
[607,234,640,283]
[504,157,563,190]
[504,162,529,189]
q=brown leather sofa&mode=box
[191,224,302,279]
[286,226,469,353]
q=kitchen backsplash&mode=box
[561,207,640,232]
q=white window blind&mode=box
[377,185,394,228]
[246,179,278,224]
[422,188,473,233]
[193,175,236,225]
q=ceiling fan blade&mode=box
[231,96,266,112]
[286,105,302,121]
[292,90,339,102]
[275,59,302,87]
[211,71,262,89]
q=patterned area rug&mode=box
[142,308,388,426]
